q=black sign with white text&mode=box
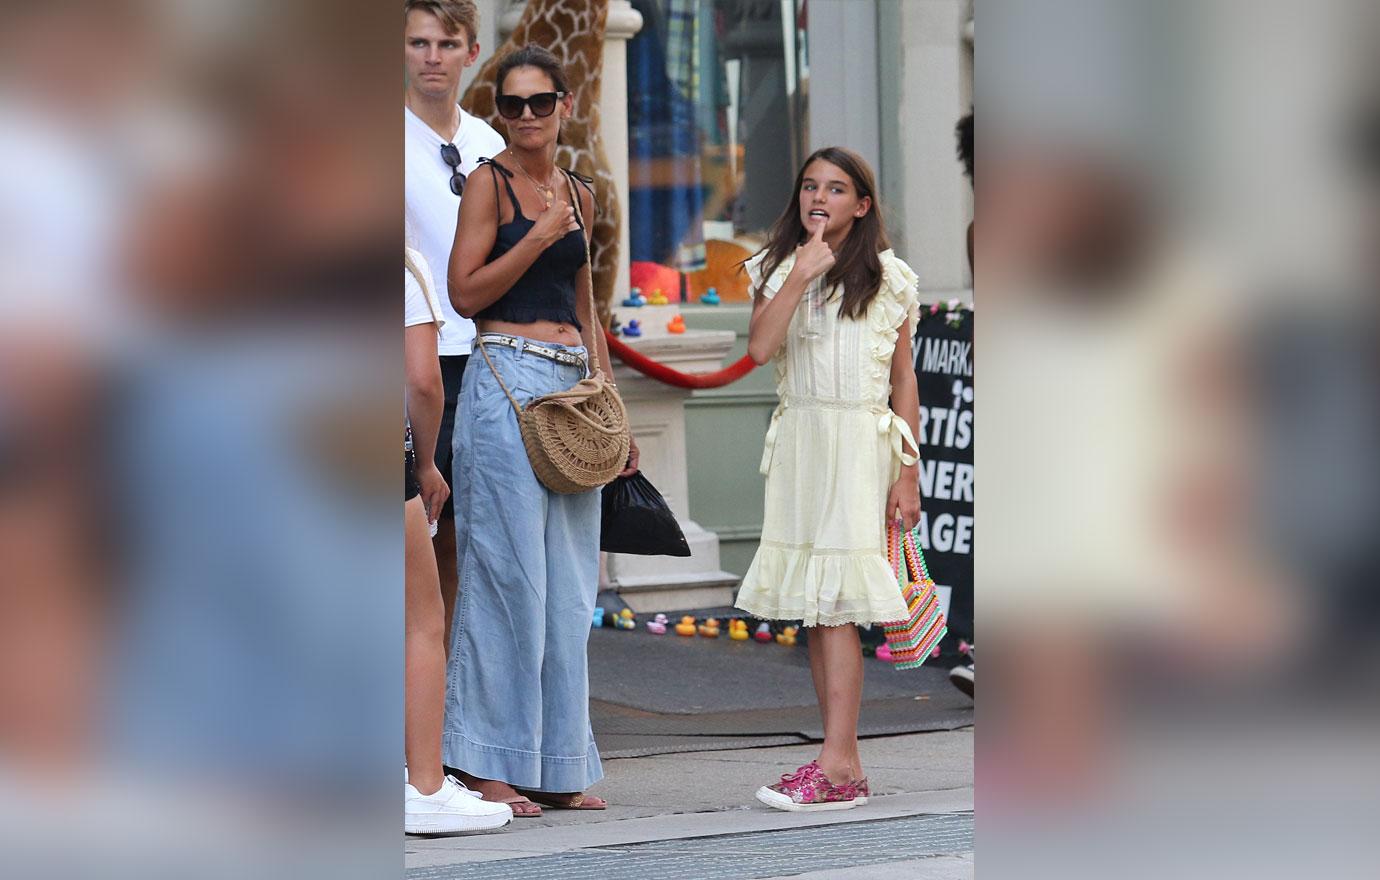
[911,308,974,648]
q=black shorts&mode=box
[404,424,419,502]
[434,354,469,519]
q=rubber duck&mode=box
[609,317,622,336]
[621,288,646,308]
[697,617,720,638]
[728,619,749,641]
[623,319,642,338]
[646,613,668,635]
[699,286,721,306]
[592,607,605,628]
[875,643,893,662]
[666,314,686,334]
[647,288,669,306]
[604,609,632,631]
[753,622,773,643]
[674,615,697,637]
[775,625,798,647]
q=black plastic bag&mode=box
[600,471,691,556]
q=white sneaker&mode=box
[405,776,513,834]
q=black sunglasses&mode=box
[440,143,466,196]
[495,91,566,120]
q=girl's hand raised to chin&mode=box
[529,198,577,246]
[792,217,836,283]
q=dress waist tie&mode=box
[759,394,919,478]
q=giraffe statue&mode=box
[462,0,620,325]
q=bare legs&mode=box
[807,623,865,783]
[405,496,447,795]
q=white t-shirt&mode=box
[405,249,443,425]
[404,251,443,329]
[405,105,506,355]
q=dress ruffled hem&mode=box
[734,541,909,628]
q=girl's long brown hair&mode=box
[748,146,891,319]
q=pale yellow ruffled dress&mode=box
[735,249,921,627]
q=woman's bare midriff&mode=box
[476,318,583,347]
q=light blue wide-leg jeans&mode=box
[443,338,603,792]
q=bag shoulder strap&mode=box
[475,338,524,418]
[562,167,601,376]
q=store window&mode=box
[627,0,809,301]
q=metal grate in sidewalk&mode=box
[407,812,974,880]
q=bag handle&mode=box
[888,521,930,583]
[548,394,627,434]
[903,527,932,581]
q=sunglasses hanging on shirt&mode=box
[440,143,466,196]
[495,91,566,120]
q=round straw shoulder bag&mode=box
[475,169,630,494]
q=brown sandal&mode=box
[517,790,607,811]
[498,795,544,818]
[457,773,544,817]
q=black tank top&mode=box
[474,158,589,330]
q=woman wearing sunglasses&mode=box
[443,44,638,818]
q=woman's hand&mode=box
[418,462,450,525]
[886,473,922,532]
[619,435,640,478]
[528,198,576,246]
[790,219,836,284]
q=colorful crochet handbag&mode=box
[882,523,948,669]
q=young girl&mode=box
[738,147,923,812]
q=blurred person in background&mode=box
[404,0,506,652]
[403,238,511,833]
[0,0,158,786]
[89,11,402,878]
[4,1,403,875]
[1251,79,1380,679]
[979,0,1326,814]
[958,108,975,275]
[982,148,1298,802]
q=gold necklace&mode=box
[507,149,557,207]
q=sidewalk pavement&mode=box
[406,728,974,879]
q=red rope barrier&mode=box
[604,330,758,389]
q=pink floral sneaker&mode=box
[755,761,862,812]
[853,777,871,805]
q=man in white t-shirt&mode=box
[404,0,506,644]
